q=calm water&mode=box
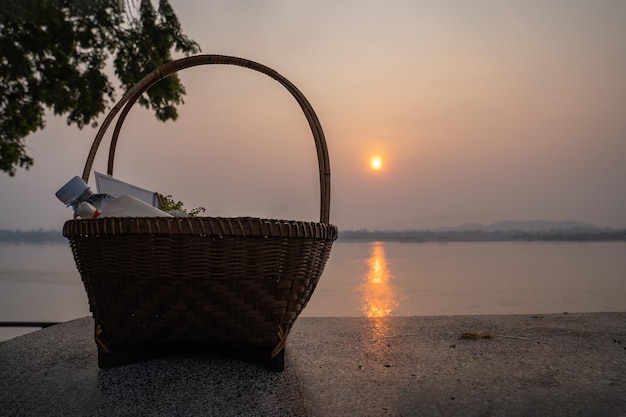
[1,240,625,341]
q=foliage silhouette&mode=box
[0,0,200,176]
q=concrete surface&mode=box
[1,313,625,416]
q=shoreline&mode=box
[3,229,626,244]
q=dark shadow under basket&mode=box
[62,55,338,371]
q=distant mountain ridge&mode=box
[2,223,624,243]
[339,221,625,242]
[439,220,601,233]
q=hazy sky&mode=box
[1,0,625,231]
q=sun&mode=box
[370,156,383,171]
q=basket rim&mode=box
[63,216,338,240]
[81,54,333,224]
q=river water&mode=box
[1,240,625,341]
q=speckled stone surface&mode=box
[1,313,625,416]
[0,318,308,417]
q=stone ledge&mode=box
[1,313,625,416]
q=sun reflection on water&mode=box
[360,242,399,317]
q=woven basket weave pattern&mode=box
[68,227,334,347]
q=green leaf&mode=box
[0,0,201,176]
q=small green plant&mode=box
[160,194,206,217]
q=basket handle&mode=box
[81,55,332,224]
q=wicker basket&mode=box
[62,55,338,371]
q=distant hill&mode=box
[0,229,65,242]
[440,220,601,233]
[339,220,625,242]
